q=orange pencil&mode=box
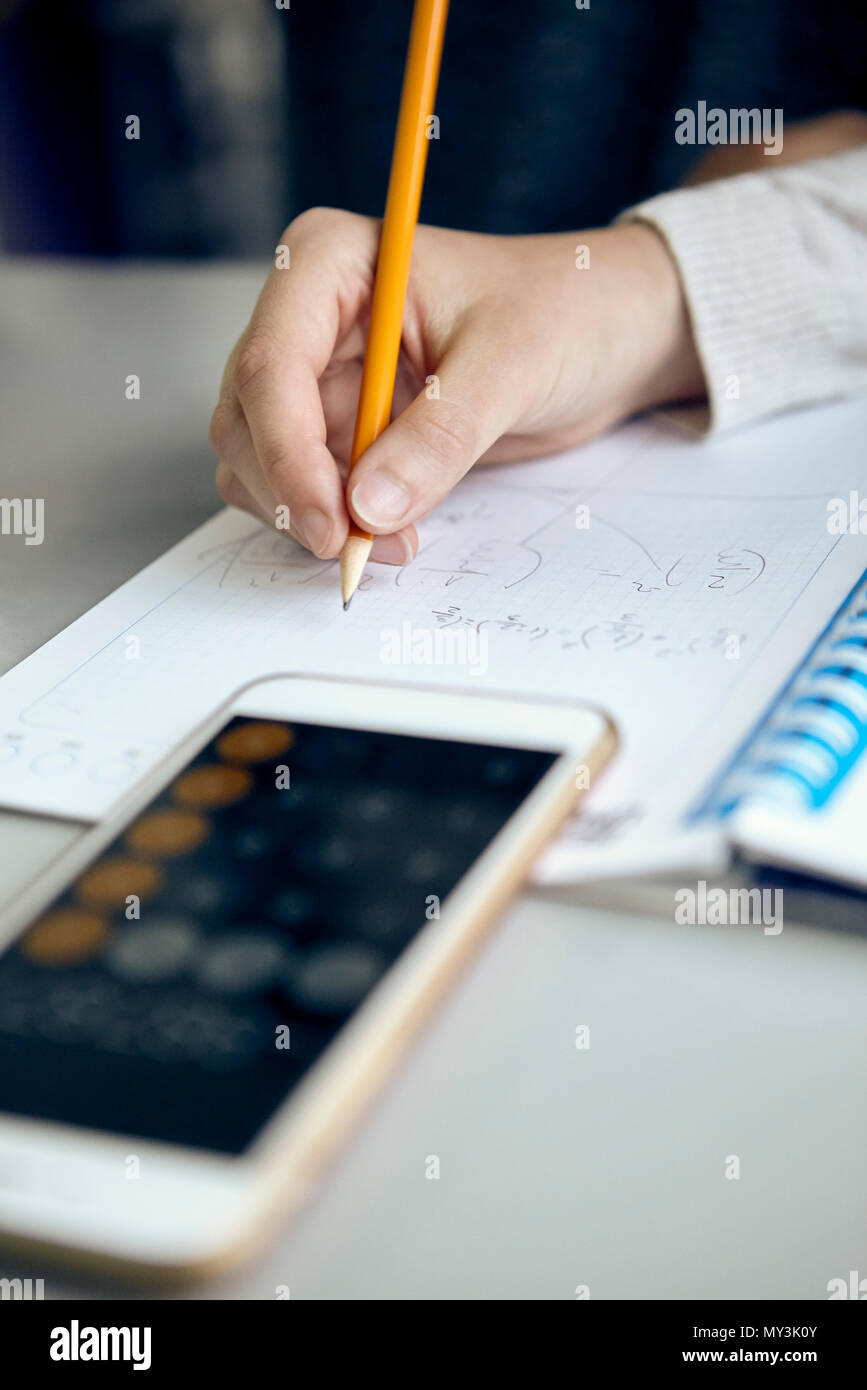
[339,0,450,609]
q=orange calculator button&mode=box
[21,908,108,965]
[127,808,210,857]
[77,858,163,908]
[173,765,252,809]
[216,721,294,765]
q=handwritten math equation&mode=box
[432,606,747,659]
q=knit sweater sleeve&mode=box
[619,145,867,433]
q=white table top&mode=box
[0,258,864,1299]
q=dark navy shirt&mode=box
[285,0,867,233]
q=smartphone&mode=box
[0,676,614,1278]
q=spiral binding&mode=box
[700,571,867,818]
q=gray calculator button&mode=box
[312,836,356,871]
[403,848,443,881]
[176,874,241,915]
[107,918,199,983]
[38,979,116,1040]
[143,999,260,1064]
[275,782,313,811]
[292,942,387,1015]
[198,932,289,995]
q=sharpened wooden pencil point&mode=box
[343,599,351,612]
[340,532,374,611]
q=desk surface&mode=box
[0,258,864,1299]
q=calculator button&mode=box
[20,908,109,966]
[37,977,116,1041]
[0,974,58,1035]
[216,721,293,764]
[296,829,381,875]
[273,782,315,812]
[291,942,387,1016]
[0,983,34,1034]
[342,787,421,827]
[126,808,209,857]
[198,932,290,996]
[268,887,315,927]
[142,998,261,1066]
[174,872,244,917]
[354,790,396,823]
[403,848,444,882]
[77,858,163,909]
[173,765,252,809]
[232,825,275,860]
[311,836,356,872]
[99,1002,148,1055]
[199,1014,263,1068]
[106,918,199,983]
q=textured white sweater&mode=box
[621,146,867,434]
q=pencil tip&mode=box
[343,598,352,612]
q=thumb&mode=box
[348,334,520,534]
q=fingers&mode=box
[232,338,347,558]
[212,211,516,560]
[211,402,280,523]
[214,459,272,527]
[347,326,523,534]
[212,209,381,558]
[370,527,418,564]
[214,460,419,565]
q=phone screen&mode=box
[0,718,556,1154]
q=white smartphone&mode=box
[0,675,615,1279]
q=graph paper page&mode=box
[1,397,865,882]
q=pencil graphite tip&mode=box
[343,597,352,612]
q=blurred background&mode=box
[2,0,864,260]
[0,0,288,257]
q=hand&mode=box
[210,209,705,562]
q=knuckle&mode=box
[410,399,478,465]
[286,205,345,241]
[233,335,276,397]
[285,206,377,263]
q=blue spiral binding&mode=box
[697,570,867,819]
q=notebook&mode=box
[1,396,866,888]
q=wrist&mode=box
[607,221,706,418]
